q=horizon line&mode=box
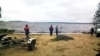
[0,20,93,23]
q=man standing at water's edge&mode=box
[56,26,59,36]
[49,25,53,36]
[24,24,30,40]
[90,27,94,36]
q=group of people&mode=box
[24,24,95,40]
[49,25,59,36]
[24,24,59,40]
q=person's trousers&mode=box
[26,34,30,41]
[91,32,93,36]
[50,31,53,36]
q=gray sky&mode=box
[0,0,100,22]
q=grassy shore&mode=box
[0,34,100,56]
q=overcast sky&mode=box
[0,0,100,22]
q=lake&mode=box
[0,21,93,33]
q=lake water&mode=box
[0,22,94,33]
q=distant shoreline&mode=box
[14,33,83,34]
[0,21,93,24]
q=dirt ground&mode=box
[0,33,100,56]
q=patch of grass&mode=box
[0,49,5,56]
[51,35,74,41]
[42,43,48,45]
[97,43,100,46]
[0,53,3,56]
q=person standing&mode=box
[49,25,53,36]
[56,26,58,36]
[24,24,30,40]
[90,27,94,36]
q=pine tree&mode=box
[0,7,1,18]
[94,3,100,24]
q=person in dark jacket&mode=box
[24,24,30,40]
[56,26,58,36]
[90,27,94,36]
[49,25,53,36]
